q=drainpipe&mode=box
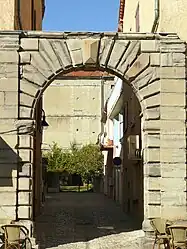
[15,0,22,30]
[151,0,159,33]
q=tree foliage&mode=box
[44,142,104,179]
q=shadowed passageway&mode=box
[35,192,142,249]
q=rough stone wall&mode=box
[43,77,113,150]
[0,0,15,30]
[0,32,186,237]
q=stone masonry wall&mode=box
[0,31,186,237]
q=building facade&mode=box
[43,71,114,151]
[0,0,44,30]
[123,0,187,41]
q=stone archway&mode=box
[0,31,186,237]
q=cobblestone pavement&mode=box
[35,192,144,249]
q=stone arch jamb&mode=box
[13,32,187,234]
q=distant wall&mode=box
[43,76,114,149]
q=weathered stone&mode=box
[139,80,160,100]
[144,148,160,163]
[39,39,62,72]
[18,206,31,219]
[18,192,31,205]
[0,192,16,205]
[31,52,54,78]
[99,38,113,67]
[160,67,185,79]
[142,94,160,108]
[141,40,159,52]
[82,39,99,64]
[0,64,18,78]
[147,191,161,205]
[160,120,185,134]
[66,39,83,66]
[144,107,160,120]
[161,92,185,106]
[0,92,4,105]
[108,40,129,69]
[147,205,161,218]
[144,163,161,177]
[20,79,40,97]
[160,148,186,163]
[160,79,185,93]
[0,206,16,219]
[21,38,39,51]
[161,163,186,178]
[160,41,186,53]
[19,106,33,119]
[117,41,140,75]
[160,106,185,120]
[143,120,160,132]
[20,93,35,107]
[145,176,161,191]
[18,177,31,190]
[4,91,18,105]
[51,40,72,68]
[161,53,185,67]
[161,205,187,220]
[22,65,47,86]
[161,177,186,191]
[144,134,160,147]
[0,105,18,118]
[0,51,18,63]
[126,53,150,80]
[0,78,18,92]
[150,53,160,66]
[20,52,31,64]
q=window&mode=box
[135,3,140,32]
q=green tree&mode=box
[44,142,104,179]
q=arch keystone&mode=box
[83,39,99,65]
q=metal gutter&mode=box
[42,0,45,19]
[118,0,125,32]
[151,0,160,32]
[16,0,22,30]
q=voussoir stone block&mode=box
[126,53,149,80]
[82,39,99,64]
[50,40,72,68]
[20,52,31,64]
[66,39,83,66]
[99,38,113,67]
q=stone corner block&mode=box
[21,39,39,51]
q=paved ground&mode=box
[35,192,144,249]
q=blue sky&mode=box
[43,0,120,32]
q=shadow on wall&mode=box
[0,136,22,186]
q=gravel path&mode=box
[35,192,143,249]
